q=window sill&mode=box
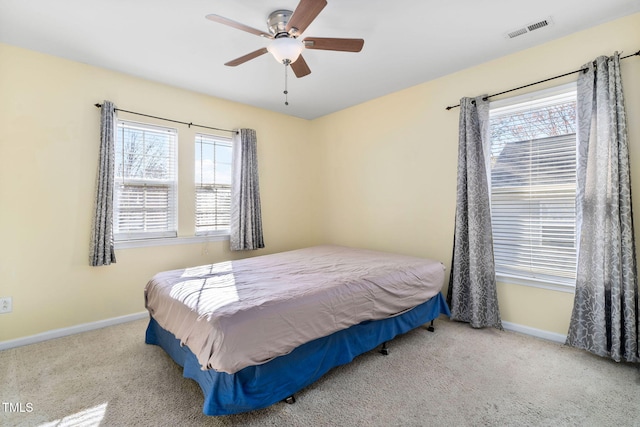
[496,274,575,293]
[115,233,229,250]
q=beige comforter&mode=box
[144,245,445,374]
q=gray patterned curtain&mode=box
[89,101,117,266]
[447,96,502,329]
[230,128,265,251]
[566,53,638,362]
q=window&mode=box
[489,84,577,289]
[195,134,232,234]
[114,120,177,241]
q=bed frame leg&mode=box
[378,321,434,357]
[284,395,296,404]
[427,320,435,332]
[379,341,389,355]
[378,320,435,356]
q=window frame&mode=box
[113,119,179,242]
[488,82,578,293]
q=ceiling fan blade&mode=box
[291,55,311,78]
[206,14,273,39]
[286,0,327,35]
[225,48,269,67]
[303,37,364,52]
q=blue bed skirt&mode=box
[145,292,450,416]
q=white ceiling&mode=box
[1,0,639,120]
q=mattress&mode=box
[144,245,445,374]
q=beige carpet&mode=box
[1,317,639,427]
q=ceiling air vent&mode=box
[528,19,549,31]
[505,17,553,39]
[507,28,528,39]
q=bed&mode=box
[144,245,450,415]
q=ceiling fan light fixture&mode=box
[267,37,304,64]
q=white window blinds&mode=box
[489,85,577,287]
[114,121,177,240]
[195,134,232,234]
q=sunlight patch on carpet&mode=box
[38,402,107,427]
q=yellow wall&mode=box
[1,13,639,342]
[0,43,324,341]
[312,13,640,335]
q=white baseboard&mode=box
[502,321,567,344]
[0,311,149,351]
[0,314,567,351]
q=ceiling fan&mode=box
[205,0,365,78]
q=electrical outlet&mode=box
[0,297,12,314]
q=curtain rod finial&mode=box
[94,103,102,108]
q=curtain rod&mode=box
[445,49,640,111]
[94,103,238,134]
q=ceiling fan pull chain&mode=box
[284,62,290,106]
